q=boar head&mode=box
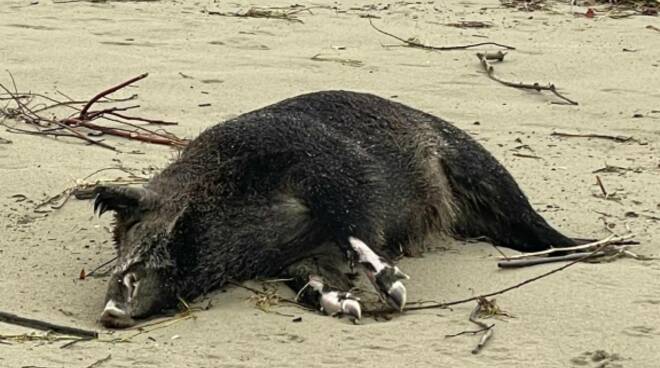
[93,185,183,328]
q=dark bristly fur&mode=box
[95,90,576,326]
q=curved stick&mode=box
[0,311,98,338]
[369,19,516,51]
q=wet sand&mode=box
[1,0,659,367]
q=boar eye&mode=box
[123,272,140,301]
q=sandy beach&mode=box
[1,0,659,367]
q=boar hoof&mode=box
[348,237,409,312]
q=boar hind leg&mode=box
[283,252,362,321]
[436,133,577,252]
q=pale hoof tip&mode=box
[386,281,407,312]
[341,299,362,321]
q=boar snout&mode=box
[100,265,175,329]
[100,299,135,328]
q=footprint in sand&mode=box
[622,325,659,338]
[570,350,625,367]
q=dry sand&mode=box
[1,0,659,367]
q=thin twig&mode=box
[445,324,493,338]
[476,53,578,105]
[551,131,634,143]
[85,354,111,368]
[85,256,118,278]
[60,337,94,349]
[30,94,138,114]
[369,19,516,50]
[105,111,177,125]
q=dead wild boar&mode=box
[94,90,576,328]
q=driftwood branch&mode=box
[0,311,98,338]
[369,19,516,51]
[498,252,597,268]
[497,234,635,260]
[476,52,578,105]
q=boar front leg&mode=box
[348,236,409,312]
[283,252,362,321]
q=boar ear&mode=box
[166,206,189,235]
[93,186,159,217]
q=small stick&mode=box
[476,53,578,105]
[0,311,98,338]
[105,111,178,125]
[512,152,542,159]
[60,337,93,349]
[79,73,148,120]
[551,131,633,143]
[85,354,111,368]
[498,252,603,268]
[369,19,516,51]
[469,301,493,354]
[595,175,608,197]
[479,50,508,61]
[445,324,493,338]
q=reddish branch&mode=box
[63,117,186,147]
[79,73,147,119]
[0,73,186,150]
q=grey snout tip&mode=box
[100,300,135,328]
